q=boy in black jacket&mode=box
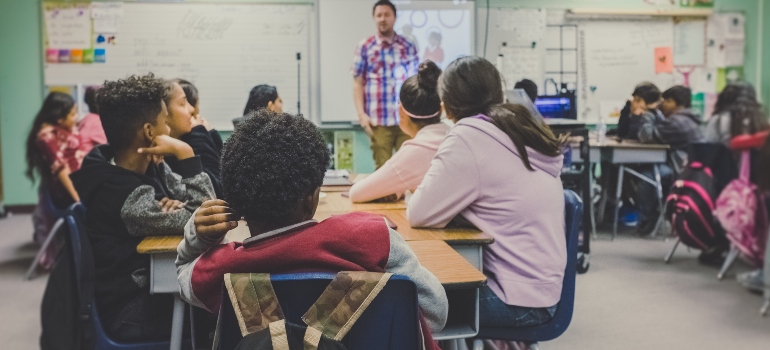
[70,74,215,342]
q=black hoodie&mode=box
[70,144,215,324]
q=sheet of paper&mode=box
[499,46,543,91]
[675,66,717,93]
[44,5,92,49]
[673,19,705,66]
[655,47,674,74]
[724,38,745,67]
[495,9,546,47]
[91,2,124,33]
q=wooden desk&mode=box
[317,191,406,212]
[320,174,367,192]
[137,235,485,341]
[589,138,670,238]
[314,209,492,270]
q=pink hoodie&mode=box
[350,123,450,203]
[407,116,566,308]
[78,113,107,153]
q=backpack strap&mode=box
[301,271,393,345]
[739,150,751,181]
[224,273,286,337]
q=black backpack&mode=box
[665,162,727,250]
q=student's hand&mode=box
[358,113,374,136]
[190,115,211,131]
[194,199,239,241]
[138,134,195,160]
[159,197,186,213]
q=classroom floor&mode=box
[0,213,768,349]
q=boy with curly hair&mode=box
[70,74,215,341]
[175,110,447,348]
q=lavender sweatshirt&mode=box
[407,116,566,308]
[349,123,450,203]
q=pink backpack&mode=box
[714,151,769,266]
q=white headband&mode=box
[400,103,441,119]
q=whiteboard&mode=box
[44,2,313,130]
[578,19,675,124]
[318,0,474,123]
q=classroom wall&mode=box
[1,0,769,206]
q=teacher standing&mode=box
[352,0,419,169]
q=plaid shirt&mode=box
[352,34,419,126]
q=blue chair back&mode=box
[476,189,583,342]
[63,203,170,350]
[216,273,421,350]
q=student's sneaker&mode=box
[737,269,765,294]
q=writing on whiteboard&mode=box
[177,11,234,40]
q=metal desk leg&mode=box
[613,165,625,240]
[170,294,185,350]
[650,164,665,238]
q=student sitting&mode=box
[232,84,283,130]
[26,92,87,268]
[79,86,107,153]
[407,56,566,328]
[163,79,224,197]
[616,82,663,140]
[705,82,769,145]
[70,74,215,342]
[639,85,704,172]
[349,61,449,203]
[514,79,538,103]
[176,110,447,348]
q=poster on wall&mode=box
[394,6,473,70]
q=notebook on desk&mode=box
[323,169,352,186]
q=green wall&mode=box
[1,0,769,205]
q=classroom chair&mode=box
[25,186,69,280]
[472,189,582,350]
[215,272,421,350]
[762,224,770,317]
[63,203,171,350]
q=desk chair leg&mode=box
[170,294,185,350]
[717,245,740,280]
[472,339,484,350]
[664,237,680,264]
[649,164,665,238]
[613,165,625,240]
[762,299,769,317]
[25,218,64,280]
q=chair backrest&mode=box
[64,203,169,350]
[217,273,421,350]
[539,189,582,340]
[477,189,583,342]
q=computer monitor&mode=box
[535,95,576,120]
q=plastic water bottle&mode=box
[596,115,607,144]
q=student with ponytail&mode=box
[408,56,567,328]
[349,60,449,202]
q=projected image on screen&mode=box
[395,9,472,70]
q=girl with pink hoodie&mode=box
[407,56,567,328]
[349,60,450,202]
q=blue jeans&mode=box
[479,286,557,328]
